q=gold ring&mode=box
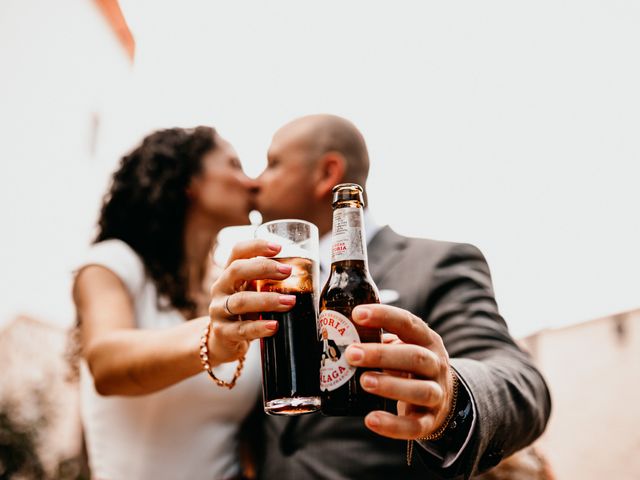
[223,295,236,316]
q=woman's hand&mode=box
[207,239,294,365]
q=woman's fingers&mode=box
[211,291,296,317]
[212,319,279,343]
[207,239,295,361]
[215,258,292,294]
[226,239,281,266]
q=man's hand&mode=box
[345,304,456,440]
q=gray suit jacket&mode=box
[256,226,551,479]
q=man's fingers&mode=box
[226,239,281,266]
[351,304,433,347]
[212,319,279,343]
[215,258,292,294]
[363,410,436,440]
[360,372,443,407]
[382,333,400,345]
[345,343,442,378]
[211,291,296,317]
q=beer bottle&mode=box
[319,183,384,416]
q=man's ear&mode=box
[313,152,346,199]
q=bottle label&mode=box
[331,207,365,262]
[319,309,360,392]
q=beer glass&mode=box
[255,219,321,415]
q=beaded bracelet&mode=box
[199,320,245,389]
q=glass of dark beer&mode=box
[255,219,321,415]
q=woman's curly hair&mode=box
[95,126,218,316]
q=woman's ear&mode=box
[313,152,346,199]
[185,177,199,200]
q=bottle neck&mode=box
[330,205,369,267]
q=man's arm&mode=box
[346,243,551,477]
[426,243,550,474]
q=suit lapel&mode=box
[368,226,408,285]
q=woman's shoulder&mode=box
[75,239,147,297]
[87,237,136,255]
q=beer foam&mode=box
[258,231,316,260]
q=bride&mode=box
[73,126,290,480]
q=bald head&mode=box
[257,114,371,229]
[276,114,370,186]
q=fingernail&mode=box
[352,307,370,322]
[362,374,378,389]
[367,414,380,428]
[279,295,296,305]
[266,321,279,331]
[346,345,364,364]
[276,263,292,274]
[267,242,281,252]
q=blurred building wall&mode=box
[0,0,132,329]
[0,316,83,478]
[523,309,640,480]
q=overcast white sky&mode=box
[1,0,639,337]
[119,0,640,337]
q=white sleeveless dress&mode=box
[75,239,261,480]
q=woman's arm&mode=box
[74,265,209,396]
[74,240,292,396]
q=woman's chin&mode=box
[224,211,251,227]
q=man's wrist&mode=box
[417,375,474,462]
[420,370,459,442]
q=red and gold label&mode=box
[319,309,360,391]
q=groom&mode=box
[252,114,551,479]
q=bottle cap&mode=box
[332,183,364,206]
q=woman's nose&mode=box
[241,174,260,193]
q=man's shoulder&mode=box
[375,226,481,259]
